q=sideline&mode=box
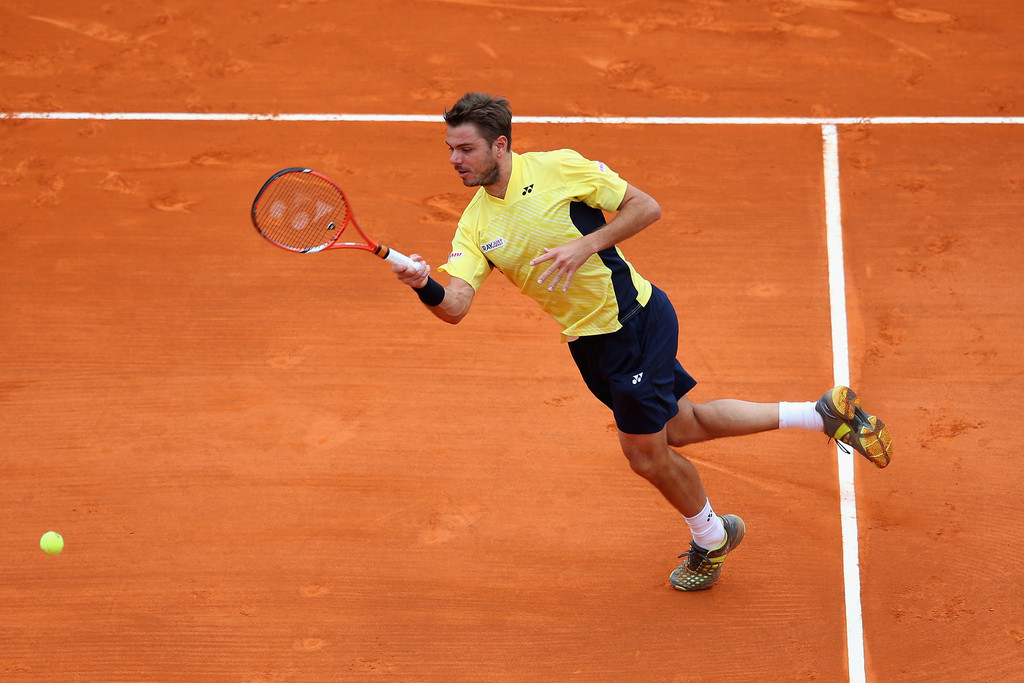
[821,124,865,683]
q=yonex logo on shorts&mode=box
[632,372,644,384]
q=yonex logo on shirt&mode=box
[522,184,534,195]
[632,372,644,385]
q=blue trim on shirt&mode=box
[568,201,640,323]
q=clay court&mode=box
[2,1,1023,681]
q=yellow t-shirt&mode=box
[438,149,653,337]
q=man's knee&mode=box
[618,432,668,482]
[666,398,703,447]
[625,450,660,481]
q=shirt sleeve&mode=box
[437,220,493,290]
[558,149,629,212]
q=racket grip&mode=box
[380,246,422,271]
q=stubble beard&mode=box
[464,155,501,188]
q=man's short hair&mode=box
[443,92,513,150]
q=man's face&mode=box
[446,123,502,188]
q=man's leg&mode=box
[617,428,745,592]
[666,395,780,447]
[617,428,707,517]
[666,389,892,468]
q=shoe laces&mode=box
[678,544,712,572]
[827,435,852,455]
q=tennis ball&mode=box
[40,531,64,555]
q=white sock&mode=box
[779,401,824,432]
[685,499,726,551]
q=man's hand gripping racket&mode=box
[250,167,422,272]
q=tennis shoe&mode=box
[816,386,892,468]
[670,514,745,592]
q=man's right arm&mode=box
[394,258,475,324]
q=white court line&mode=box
[822,124,865,683]
[2,111,1024,125]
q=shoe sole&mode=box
[828,387,892,468]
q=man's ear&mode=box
[493,135,509,156]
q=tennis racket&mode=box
[250,167,421,270]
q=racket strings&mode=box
[253,173,350,252]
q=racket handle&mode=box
[380,245,422,271]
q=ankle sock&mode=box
[779,401,825,432]
[685,499,726,550]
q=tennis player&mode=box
[394,92,891,591]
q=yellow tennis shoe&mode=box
[670,514,745,591]
[816,386,892,468]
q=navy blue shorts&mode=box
[568,287,697,435]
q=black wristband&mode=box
[415,277,446,307]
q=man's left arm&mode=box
[530,184,662,292]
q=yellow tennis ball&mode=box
[40,531,64,555]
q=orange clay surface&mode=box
[2,1,1023,681]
